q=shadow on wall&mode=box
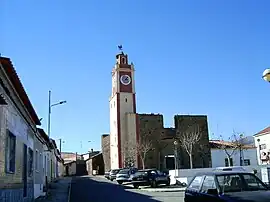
[70,177,160,202]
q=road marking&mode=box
[68,178,72,202]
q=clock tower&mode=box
[109,50,137,169]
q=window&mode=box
[35,150,39,171]
[217,174,242,193]
[201,176,216,192]
[121,57,126,64]
[225,158,233,167]
[259,144,266,150]
[125,98,128,102]
[242,174,266,190]
[28,148,33,177]
[40,153,42,172]
[244,159,250,166]
[188,176,204,190]
[5,130,16,173]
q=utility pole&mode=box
[59,138,62,157]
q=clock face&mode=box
[120,75,131,85]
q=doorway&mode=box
[22,144,27,197]
[165,156,175,170]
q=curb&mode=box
[68,178,72,202]
[139,188,186,192]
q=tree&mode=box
[177,124,202,169]
[217,131,244,167]
[122,140,136,168]
[136,132,154,170]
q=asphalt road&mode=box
[69,176,184,202]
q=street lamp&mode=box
[174,140,178,177]
[48,90,67,137]
[262,69,270,82]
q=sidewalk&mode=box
[35,177,72,202]
[139,186,186,192]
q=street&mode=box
[69,176,184,202]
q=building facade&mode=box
[210,140,258,167]
[101,134,110,172]
[105,51,211,170]
[253,126,270,165]
[33,129,44,199]
[0,57,41,202]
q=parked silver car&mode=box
[109,169,121,181]
[116,168,138,184]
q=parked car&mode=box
[185,171,270,202]
[104,170,111,179]
[130,169,170,189]
[116,167,138,184]
[109,169,121,181]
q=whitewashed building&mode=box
[210,140,258,167]
[253,126,270,165]
[0,56,41,202]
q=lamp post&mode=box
[47,90,67,137]
[174,140,178,177]
[262,69,270,82]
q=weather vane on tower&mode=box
[118,45,123,52]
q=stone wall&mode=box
[137,114,175,170]
[101,134,110,171]
[174,115,212,169]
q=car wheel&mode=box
[133,184,139,189]
[166,181,170,186]
[151,180,157,188]
[117,181,123,185]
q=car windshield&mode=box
[111,169,120,174]
[216,173,267,193]
[118,169,129,174]
[134,170,149,176]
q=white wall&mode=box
[3,96,34,149]
[110,94,119,169]
[254,133,270,165]
[211,148,258,167]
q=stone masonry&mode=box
[175,115,212,169]
[101,114,211,170]
[101,134,110,172]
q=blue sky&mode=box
[1,0,270,154]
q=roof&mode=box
[0,57,41,125]
[50,139,57,149]
[37,128,51,146]
[209,140,256,149]
[64,160,76,165]
[254,126,270,136]
[85,152,102,161]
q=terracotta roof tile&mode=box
[0,57,41,125]
[255,126,270,136]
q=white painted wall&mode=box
[3,99,34,149]
[211,148,258,167]
[126,113,137,165]
[254,133,270,165]
[110,94,119,169]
